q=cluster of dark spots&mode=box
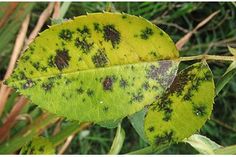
[142,82,150,90]
[148,126,155,132]
[119,78,128,89]
[149,51,159,58]
[22,79,35,89]
[154,130,174,145]
[92,48,108,67]
[48,55,55,67]
[130,91,144,103]
[193,104,207,117]
[82,98,86,102]
[76,87,84,94]
[18,71,28,80]
[103,106,109,112]
[140,27,154,40]
[103,24,121,48]
[22,55,30,61]
[32,62,40,70]
[87,89,94,97]
[54,48,71,71]
[131,65,135,71]
[77,25,91,37]
[65,79,72,85]
[93,23,102,32]
[103,76,115,91]
[146,61,173,87]
[59,29,73,41]
[204,70,212,81]
[75,37,94,54]
[42,82,53,92]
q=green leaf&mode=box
[128,107,149,143]
[184,134,222,154]
[6,13,179,123]
[214,144,236,155]
[20,137,55,154]
[108,123,125,154]
[144,62,215,147]
[228,45,236,56]
[216,62,236,95]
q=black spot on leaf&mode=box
[193,104,207,117]
[59,29,73,41]
[155,130,174,145]
[92,48,108,67]
[93,23,102,32]
[75,37,94,54]
[42,82,53,92]
[148,126,155,132]
[22,79,35,89]
[76,87,84,94]
[103,25,120,48]
[119,78,128,89]
[77,25,90,36]
[103,76,113,91]
[54,48,71,71]
[140,27,154,40]
[87,89,94,97]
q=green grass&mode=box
[0,2,236,154]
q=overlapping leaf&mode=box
[6,13,179,123]
[144,62,215,147]
[20,137,55,154]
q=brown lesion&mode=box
[103,24,121,48]
[75,37,94,54]
[103,76,113,91]
[91,48,108,67]
[140,27,154,40]
[154,130,174,145]
[59,29,73,41]
[54,48,71,71]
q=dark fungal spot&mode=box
[22,79,35,89]
[87,89,94,97]
[92,48,108,67]
[149,51,159,58]
[48,55,55,67]
[32,62,40,70]
[93,23,102,32]
[75,37,94,54]
[142,82,150,90]
[155,130,174,145]
[18,71,27,80]
[193,104,207,117]
[54,48,71,71]
[130,92,144,103]
[119,78,128,89]
[103,76,113,91]
[76,87,84,94]
[140,27,154,40]
[22,55,30,61]
[59,29,73,41]
[148,126,155,132]
[103,25,121,48]
[103,106,109,112]
[77,25,90,37]
[42,82,53,92]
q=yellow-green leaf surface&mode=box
[20,137,55,154]
[144,62,214,147]
[6,13,179,123]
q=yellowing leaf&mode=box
[144,62,215,147]
[20,137,55,155]
[6,13,179,123]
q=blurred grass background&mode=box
[0,2,236,154]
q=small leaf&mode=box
[108,123,125,154]
[184,134,222,154]
[144,62,215,147]
[216,61,236,95]
[128,107,149,143]
[20,137,55,154]
[6,13,179,123]
[214,144,236,155]
[228,45,236,56]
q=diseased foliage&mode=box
[144,62,214,147]
[6,13,179,123]
[20,137,55,155]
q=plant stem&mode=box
[178,55,236,62]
